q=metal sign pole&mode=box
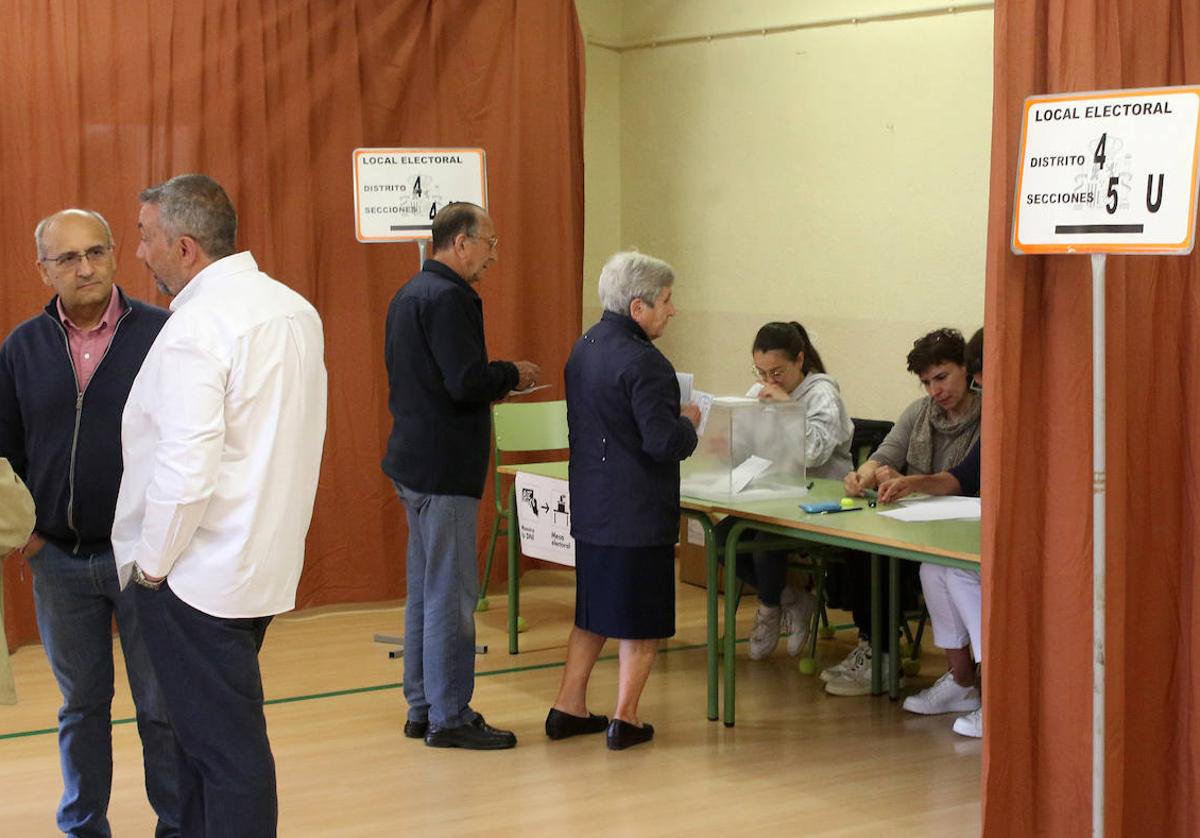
[417,239,427,270]
[1091,252,1107,838]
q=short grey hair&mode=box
[597,251,675,314]
[34,209,114,258]
[139,173,237,259]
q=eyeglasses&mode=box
[752,365,791,382]
[469,234,499,250]
[969,378,983,393]
[40,244,113,270]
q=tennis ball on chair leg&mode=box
[902,659,922,677]
[516,616,529,633]
[475,597,490,612]
[798,657,817,675]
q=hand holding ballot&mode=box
[514,360,542,391]
[681,401,701,427]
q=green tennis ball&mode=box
[516,616,529,633]
[840,497,855,508]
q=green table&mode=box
[709,479,980,726]
[495,466,980,728]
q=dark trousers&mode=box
[134,582,276,838]
[832,555,920,641]
[712,518,789,606]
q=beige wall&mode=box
[578,0,623,325]
[575,1,993,421]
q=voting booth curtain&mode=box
[0,0,585,650]
[983,0,1200,834]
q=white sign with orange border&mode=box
[1012,86,1200,254]
[352,148,487,242]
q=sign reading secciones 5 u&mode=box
[1012,86,1200,254]
[352,148,488,242]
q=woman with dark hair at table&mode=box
[829,327,982,697]
[734,321,854,661]
[877,328,985,737]
[545,250,699,750]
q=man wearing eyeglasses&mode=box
[383,202,540,750]
[0,208,178,836]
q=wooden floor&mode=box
[0,569,980,836]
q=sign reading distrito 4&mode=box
[352,148,488,243]
[1012,86,1200,254]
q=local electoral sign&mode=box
[353,148,487,242]
[1012,86,1200,254]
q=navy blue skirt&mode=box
[574,540,675,640]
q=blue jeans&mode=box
[134,582,276,838]
[30,541,180,838]
[394,483,481,729]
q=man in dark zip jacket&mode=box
[0,209,179,837]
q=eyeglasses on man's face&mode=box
[40,243,114,270]
[469,234,499,250]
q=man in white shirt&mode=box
[112,174,327,838]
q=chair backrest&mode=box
[849,417,895,469]
[490,400,569,514]
[493,400,569,454]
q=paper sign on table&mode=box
[513,472,575,566]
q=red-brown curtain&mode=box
[1,0,584,650]
[984,1,1200,834]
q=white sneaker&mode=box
[953,707,983,738]
[820,638,869,683]
[748,605,782,660]
[781,588,817,657]
[902,671,981,715]
[824,649,904,696]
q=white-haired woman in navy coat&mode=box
[545,251,700,751]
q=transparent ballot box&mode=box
[680,397,809,502]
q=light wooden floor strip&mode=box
[0,569,981,836]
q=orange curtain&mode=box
[984,1,1200,834]
[1,0,584,649]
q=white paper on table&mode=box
[730,454,774,494]
[878,496,981,522]
[693,389,714,435]
[676,372,694,405]
[686,517,706,545]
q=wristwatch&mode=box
[132,565,163,590]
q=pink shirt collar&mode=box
[57,285,124,332]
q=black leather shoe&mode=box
[404,720,428,739]
[606,718,654,750]
[425,715,517,750]
[545,708,609,740]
